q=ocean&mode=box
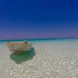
[0,37,78,43]
[0,38,78,78]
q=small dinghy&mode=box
[7,40,32,54]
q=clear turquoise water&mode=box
[0,38,78,43]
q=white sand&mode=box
[0,40,78,78]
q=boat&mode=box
[7,40,32,54]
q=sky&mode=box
[0,0,78,39]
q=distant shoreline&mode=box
[0,37,78,41]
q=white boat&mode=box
[7,41,32,54]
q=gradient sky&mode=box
[0,0,78,39]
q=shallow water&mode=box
[0,38,78,78]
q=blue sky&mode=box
[0,0,78,39]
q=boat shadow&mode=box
[10,47,35,64]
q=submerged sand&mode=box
[0,40,78,78]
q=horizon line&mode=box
[0,37,78,41]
